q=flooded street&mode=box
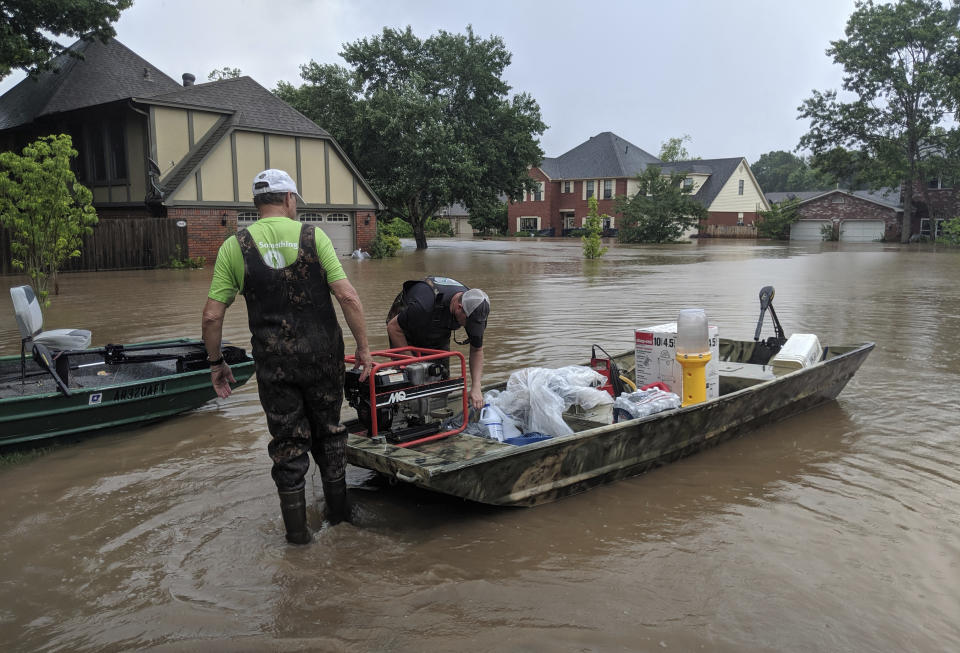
[1,237,959,651]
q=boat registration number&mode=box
[111,381,167,401]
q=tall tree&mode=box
[276,26,546,249]
[0,135,98,305]
[752,150,834,191]
[658,134,698,162]
[798,0,960,242]
[616,166,706,243]
[0,0,132,80]
[207,66,242,81]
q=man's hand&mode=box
[211,363,236,398]
[354,346,374,382]
[469,386,484,412]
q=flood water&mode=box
[1,237,959,652]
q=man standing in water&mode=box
[385,276,490,412]
[202,169,373,545]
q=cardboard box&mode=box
[635,323,720,400]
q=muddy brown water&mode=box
[1,238,958,652]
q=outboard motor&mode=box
[749,285,788,365]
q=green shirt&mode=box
[207,216,346,305]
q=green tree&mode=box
[0,0,132,80]
[658,134,698,162]
[207,66,242,81]
[582,196,608,259]
[0,134,98,305]
[752,150,834,191]
[755,197,801,239]
[467,196,508,235]
[616,166,706,243]
[798,0,960,243]
[275,26,546,249]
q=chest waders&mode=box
[386,276,468,351]
[238,225,349,542]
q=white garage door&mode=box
[300,212,354,256]
[790,220,830,241]
[840,220,884,242]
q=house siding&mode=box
[299,139,327,204]
[707,161,766,216]
[153,106,191,181]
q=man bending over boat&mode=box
[201,168,374,545]
[386,277,490,412]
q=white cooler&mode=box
[770,334,822,376]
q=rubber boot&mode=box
[322,478,349,525]
[278,488,311,544]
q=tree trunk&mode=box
[410,210,428,249]
[901,179,912,243]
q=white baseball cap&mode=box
[252,169,304,203]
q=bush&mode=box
[164,245,205,269]
[380,217,413,238]
[425,217,453,237]
[369,231,401,258]
[756,198,800,240]
[937,216,960,245]
[820,222,838,241]
[513,230,535,237]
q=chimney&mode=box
[182,73,196,87]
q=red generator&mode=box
[344,347,468,447]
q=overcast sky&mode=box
[1,0,859,163]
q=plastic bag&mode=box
[482,390,521,439]
[612,387,681,422]
[351,249,370,259]
[488,366,613,437]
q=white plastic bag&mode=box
[483,390,521,439]
[491,366,613,437]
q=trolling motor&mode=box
[749,285,788,364]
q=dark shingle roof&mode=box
[143,76,327,136]
[0,39,182,130]
[767,188,902,210]
[541,132,661,179]
[660,157,744,208]
[158,114,235,196]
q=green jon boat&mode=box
[2,285,254,446]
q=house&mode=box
[507,132,768,237]
[0,38,382,266]
[766,189,902,242]
[437,203,474,237]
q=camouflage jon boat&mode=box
[0,339,254,446]
[345,338,874,506]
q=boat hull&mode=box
[0,340,255,446]
[346,341,874,506]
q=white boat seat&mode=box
[9,285,92,351]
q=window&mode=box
[564,181,571,193]
[682,178,694,191]
[299,212,323,223]
[586,180,595,199]
[831,195,845,204]
[603,179,613,199]
[738,179,744,195]
[237,211,258,227]
[603,216,614,230]
[737,212,744,226]
[920,219,944,237]
[326,213,350,222]
[82,119,127,183]
[518,216,539,231]
[533,182,544,201]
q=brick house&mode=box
[0,38,382,264]
[767,188,903,242]
[508,132,768,237]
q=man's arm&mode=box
[386,315,408,349]
[468,345,484,411]
[330,278,373,381]
[202,298,236,398]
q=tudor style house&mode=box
[0,38,382,265]
[508,132,769,237]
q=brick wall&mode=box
[355,210,377,250]
[507,169,624,233]
[168,207,237,262]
